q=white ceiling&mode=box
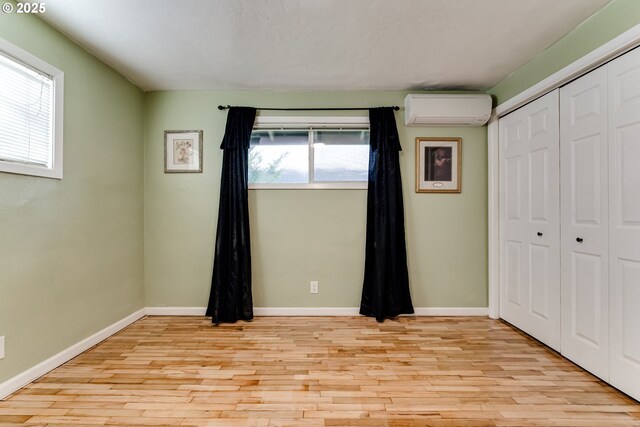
[37,0,611,91]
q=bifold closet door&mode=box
[560,67,609,381]
[608,47,640,401]
[499,90,561,351]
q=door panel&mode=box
[499,90,561,350]
[609,48,640,401]
[506,240,522,306]
[619,126,640,224]
[620,260,640,364]
[573,136,601,224]
[530,148,549,221]
[529,244,549,319]
[506,158,521,220]
[572,252,603,346]
[560,66,609,380]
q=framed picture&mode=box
[416,137,461,193]
[164,130,203,173]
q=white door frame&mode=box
[488,22,640,319]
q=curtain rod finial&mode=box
[218,105,228,110]
[392,106,400,111]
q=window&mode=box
[249,116,369,189]
[0,38,63,179]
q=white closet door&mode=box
[560,67,609,380]
[608,47,640,401]
[499,90,561,351]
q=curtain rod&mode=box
[217,105,400,111]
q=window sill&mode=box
[0,160,62,179]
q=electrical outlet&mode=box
[0,336,4,360]
[310,281,319,294]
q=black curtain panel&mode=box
[206,107,257,324]
[360,107,414,322]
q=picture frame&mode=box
[416,137,461,193]
[164,130,203,173]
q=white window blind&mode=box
[0,51,53,168]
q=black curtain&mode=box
[360,107,414,322]
[206,107,257,324]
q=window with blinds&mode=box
[0,38,62,179]
[0,51,53,167]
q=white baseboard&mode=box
[145,306,488,317]
[0,308,145,400]
[255,307,360,316]
[413,307,488,316]
[145,306,206,316]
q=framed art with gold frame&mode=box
[415,137,461,193]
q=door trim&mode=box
[495,23,640,117]
[488,21,640,320]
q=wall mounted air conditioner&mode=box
[404,94,492,127]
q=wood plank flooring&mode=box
[1,316,639,426]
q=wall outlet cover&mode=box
[0,336,4,360]
[310,281,319,294]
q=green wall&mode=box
[491,0,640,105]
[144,91,488,308]
[0,11,145,382]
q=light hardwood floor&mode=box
[1,316,639,426]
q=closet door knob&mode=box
[576,237,584,243]
[537,232,543,237]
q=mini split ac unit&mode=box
[404,94,492,127]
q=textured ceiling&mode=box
[35,0,611,91]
